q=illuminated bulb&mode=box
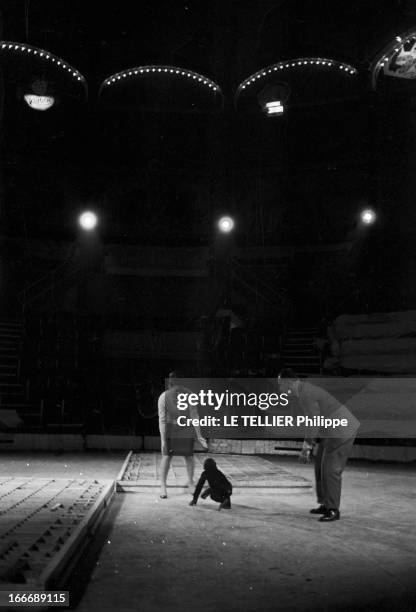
[218,216,235,233]
[79,211,98,231]
[24,94,55,111]
[360,209,376,225]
[265,100,284,115]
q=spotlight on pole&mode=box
[265,100,284,115]
[23,79,55,111]
[79,211,98,231]
[258,83,290,117]
[24,94,55,111]
[218,216,235,233]
[360,208,376,225]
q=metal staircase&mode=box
[19,257,80,314]
[0,318,42,427]
[0,318,23,402]
[281,327,321,375]
[230,258,288,308]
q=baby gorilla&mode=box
[190,458,232,510]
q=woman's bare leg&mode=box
[184,455,194,488]
[160,455,172,497]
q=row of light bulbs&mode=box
[240,58,358,92]
[376,34,416,70]
[3,35,415,101]
[79,210,376,233]
[102,66,220,91]
[78,211,236,232]
[0,42,84,82]
[0,41,358,98]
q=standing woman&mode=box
[158,371,207,498]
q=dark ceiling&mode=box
[1,0,416,247]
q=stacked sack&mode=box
[328,310,416,373]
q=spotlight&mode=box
[258,83,290,117]
[24,94,55,111]
[265,101,284,115]
[360,209,376,225]
[23,78,55,111]
[79,211,98,231]
[218,216,235,233]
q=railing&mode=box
[19,254,80,314]
[230,258,288,306]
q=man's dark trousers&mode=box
[314,436,355,510]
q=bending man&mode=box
[278,369,359,522]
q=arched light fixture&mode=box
[0,41,88,98]
[235,57,359,115]
[370,29,416,90]
[236,57,358,101]
[100,65,221,93]
[98,65,223,113]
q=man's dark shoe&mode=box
[310,505,327,515]
[319,509,340,522]
[201,489,210,499]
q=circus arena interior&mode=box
[0,1,416,611]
